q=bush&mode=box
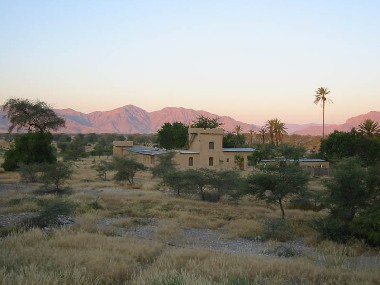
[202,190,221,202]
[352,201,380,246]
[18,163,43,183]
[260,218,294,242]
[313,218,352,243]
[28,199,76,228]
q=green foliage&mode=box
[246,161,309,218]
[312,218,351,243]
[94,160,113,181]
[18,163,44,183]
[223,132,245,148]
[62,134,87,161]
[352,201,380,246]
[151,152,177,178]
[191,115,221,128]
[29,199,76,228]
[163,170,192,195]
[113,157,146,185]
[316,157,380,245]
[320,130,380,166]
[40,161,73,191]
[325,157,369,223]
[157,122,189,149]
[247,144,306,166]
[265,118,287,145]
[2,132,56,171]
[2,97,65,133]
[261,218,294,241]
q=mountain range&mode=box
[0,105,379,136]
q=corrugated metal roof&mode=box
[125,147,168,155]
[261,159,327,162]
[223,148,255,152]
[179,150,200,154]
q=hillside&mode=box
[1,105,379,135]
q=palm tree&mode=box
[357,119,380,136]
[257,127,267,144]
[265,120,275,144]
[314,87,332,139]
[235,125,242,135]
[249,129,255,146]
[272,118,287,145]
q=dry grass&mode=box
[0,156,379,284]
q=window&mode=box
[209,157,214,166]
[188,157,193,166]
[226,158,230,163]
[209,142,214,150]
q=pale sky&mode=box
[1,0,379,125]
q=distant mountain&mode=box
[0,105,379,135]
[294,111,380,135]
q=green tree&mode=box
[214,170,244,205]
[357,119,380,137]
[314,87,332,139]
[163,170,191,195]
[319,130,380,166]
[2,132,56,171]
[94,160,113,181]
[2,98,65,171]
[40,161,73,191]
[62,134,87,161]
[157,122,188,149]
[113,157,146,185]
[247,161,309,219]
[257,127,267,144]
[266,118,287,145]
[151,152,177,178]
[324,157,369,223]
[223,132,245,148]
[2,98,65,133]
[191,115,222,128]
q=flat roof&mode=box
[223,148,255,152]
[261,159,327,162]
[179,150,200,154]
[125,147,168,155]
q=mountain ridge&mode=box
[1,105,379,135]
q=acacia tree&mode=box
[247,161,309,219]
[2,98,65,171]
[191,115,222,128]
[113,157,146,185]
[314,87,332,139]
[3,98,65,133]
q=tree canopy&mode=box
[191,115,222,128]
[319,130,380,166]
[2,98,65,133]
[157,122,188,149]
[246,161,309,219]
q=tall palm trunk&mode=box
[322,100,325,139]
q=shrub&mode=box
[202,190,221,203]
[351,201,380,246]
[28,199,76,228]
[312,218,351,243]
[260,218,294,242]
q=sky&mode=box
[0,0,379,125]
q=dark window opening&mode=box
[209,142,214,150]
[189,157,193,166]
[209,157,214,166]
